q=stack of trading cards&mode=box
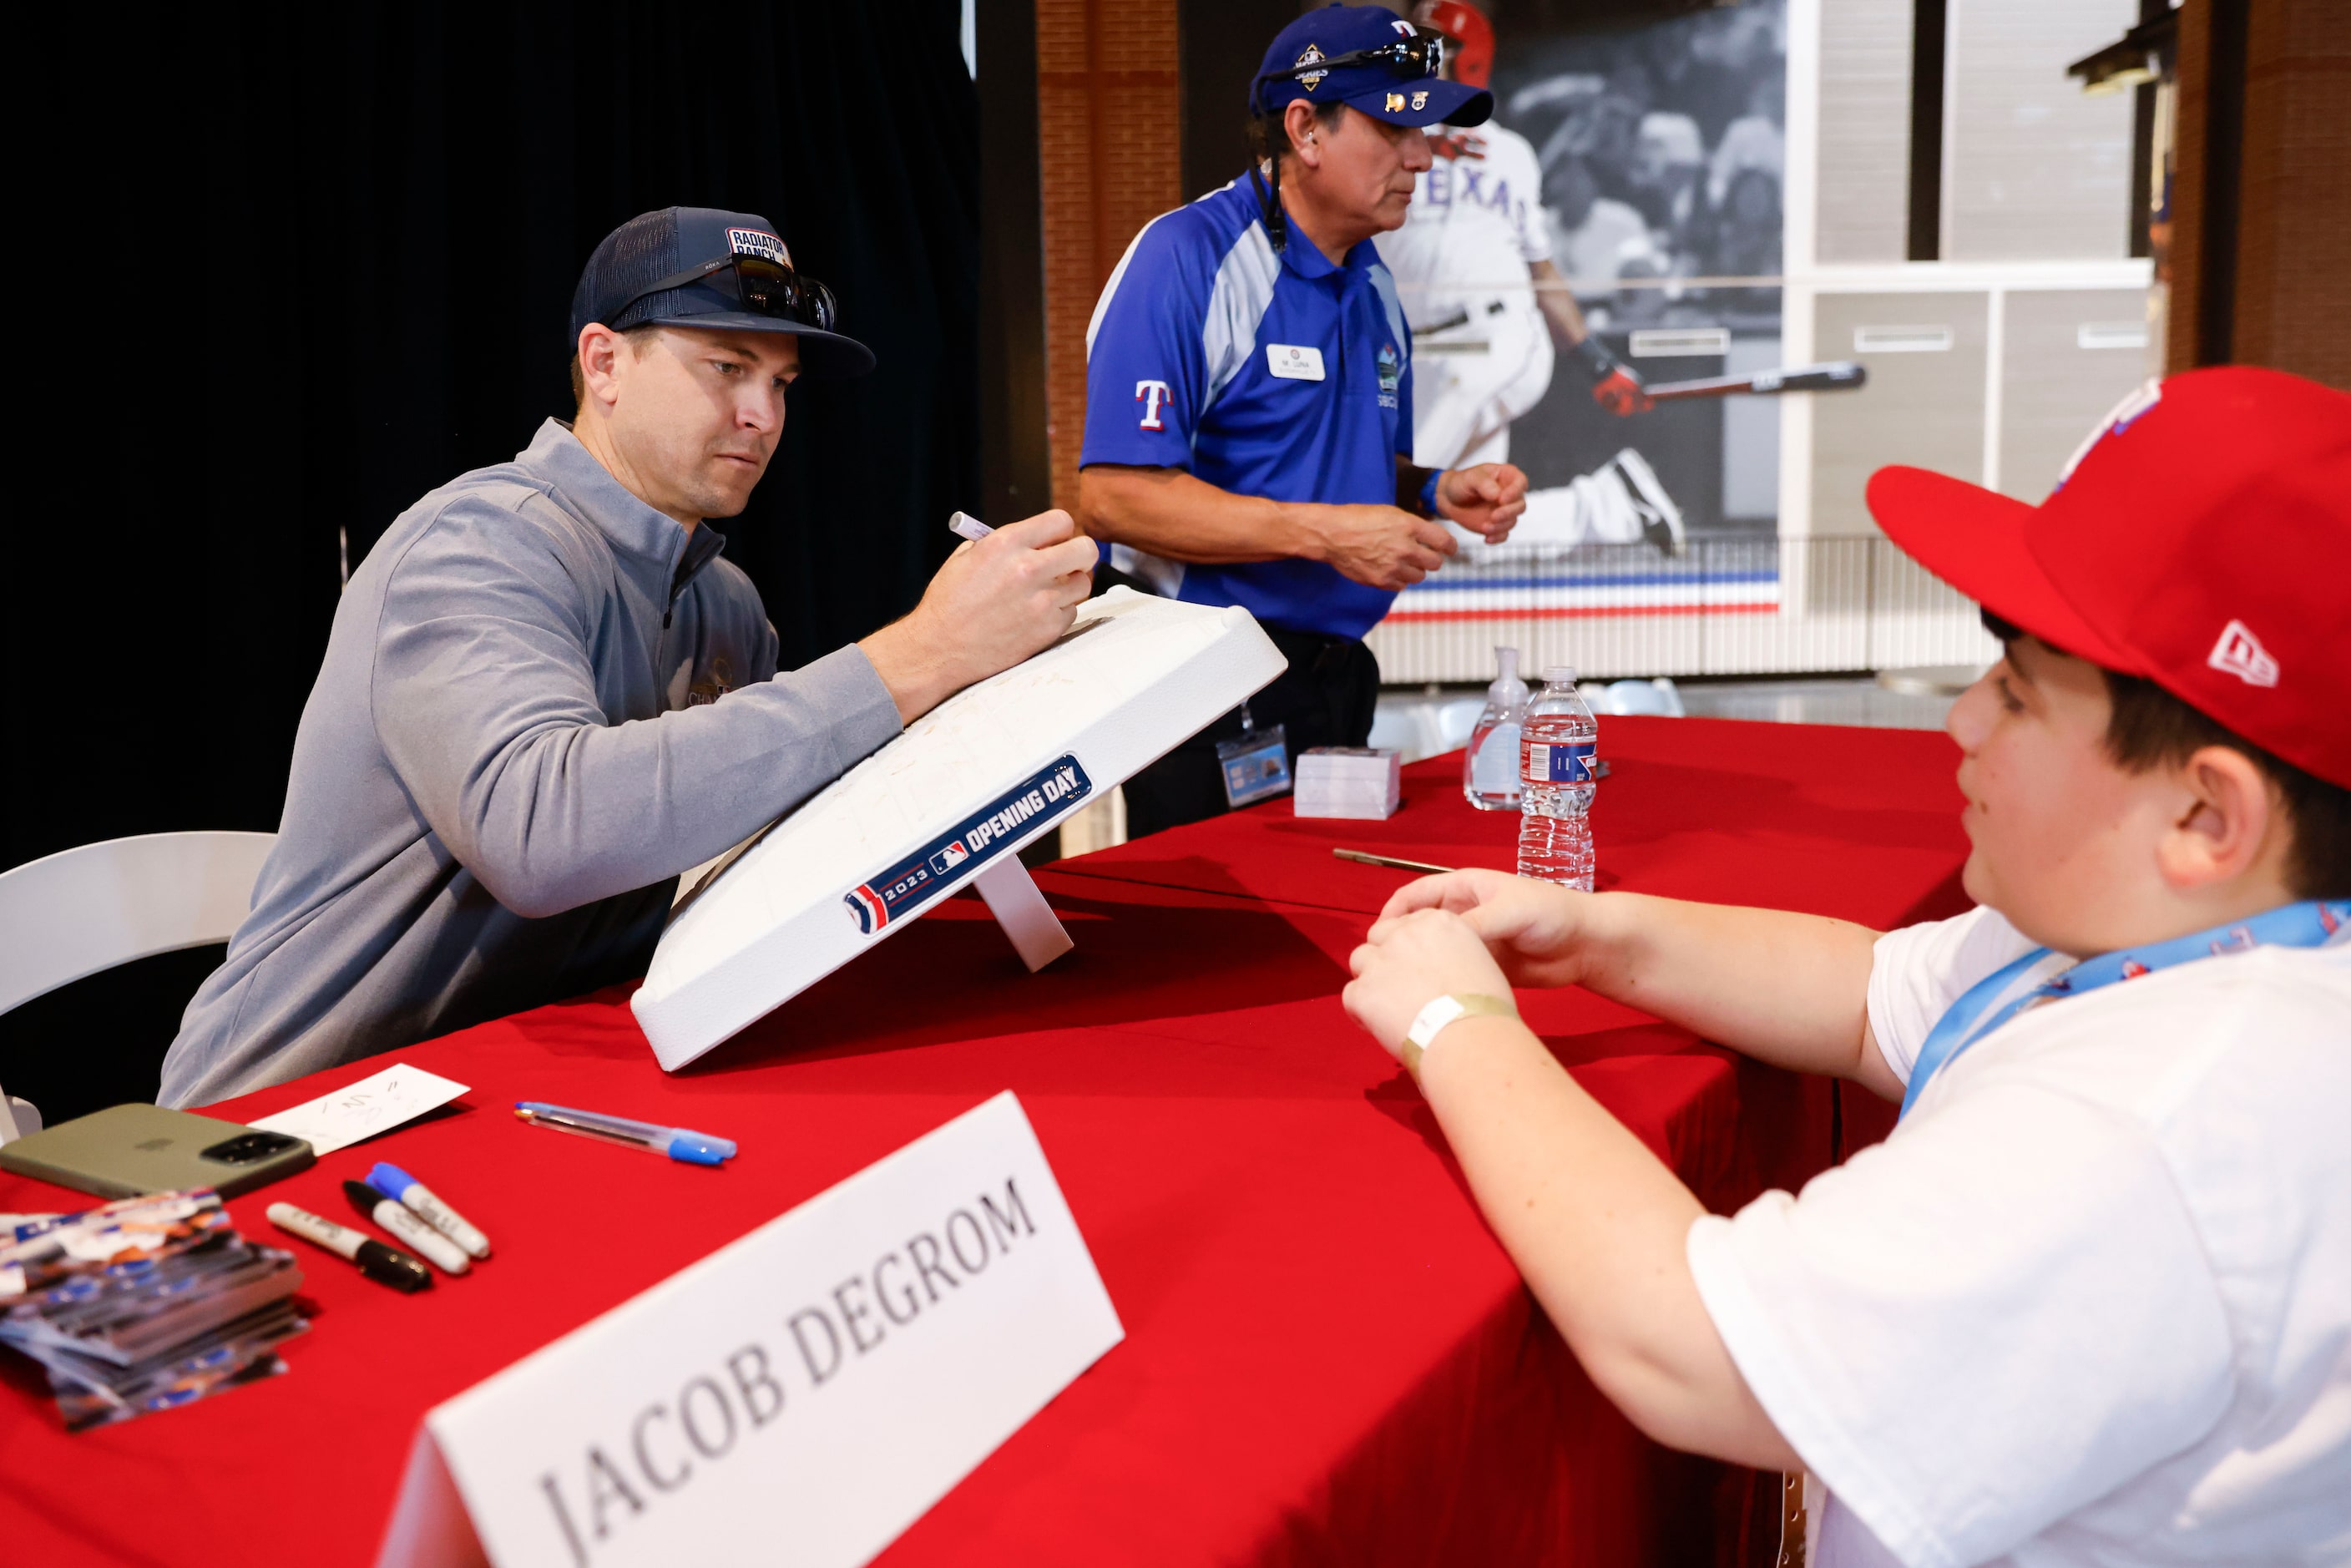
[0,1191,307,1432]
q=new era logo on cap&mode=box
[2207,620,2280,689]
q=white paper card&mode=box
[1294,747,1403,821]
[379,1092,1123,1568]
[1266,342,1326,380]
[250,1064,470,1156]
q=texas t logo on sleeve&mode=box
[1135,380,1173,430]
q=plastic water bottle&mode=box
[1517,665,1598,889]
[1462,646,1529,811]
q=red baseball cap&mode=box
[1415,2,1494,90]
[1867,366,2351,787]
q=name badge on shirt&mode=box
[1266,344,1326,382]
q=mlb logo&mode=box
[929,839,972,878]
[2053,379,2161,492]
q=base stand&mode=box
[0,1085,38,1146]
[971,857,1074,972]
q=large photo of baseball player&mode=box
[1375,0,1790,626]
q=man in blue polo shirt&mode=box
[1079,3,1529,835]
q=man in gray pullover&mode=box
[162,207,1096,1106]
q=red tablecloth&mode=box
[0,717,1969,1567]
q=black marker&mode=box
[341,1180,473,1275]
[266,1201,432,1292]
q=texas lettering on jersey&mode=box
[1421,159,1529,235]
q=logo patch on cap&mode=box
[2054,378,2161,493]
[726,228,790,266]
[2207,620,2280,688]
[1386,92,1405,111]
[1412,89,1428,109]
[1294,43,1327,93]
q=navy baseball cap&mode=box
[1249,3,1492,129]
[568,206,876,379]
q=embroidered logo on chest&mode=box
[686,655,738,707]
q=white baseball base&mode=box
[632,589,1287,1069]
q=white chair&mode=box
[1588,677,1687,718]
[0,832,275,1144]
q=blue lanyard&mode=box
[1899,900,2348,1120]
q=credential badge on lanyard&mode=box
[1217,701,1292,809]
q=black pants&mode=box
[1111,576,1382,838]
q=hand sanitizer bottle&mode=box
[1463,646,1529,811]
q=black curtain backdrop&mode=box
[10,1,978,873]
[4,3,978,1118]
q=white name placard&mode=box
[376,1093,1123,1568]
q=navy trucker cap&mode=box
[1249,3,1492,129]
[568,206,875,379]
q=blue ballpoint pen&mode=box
[513,1102,737,1166]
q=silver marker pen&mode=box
[367,1162,491,1258]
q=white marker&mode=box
[367,1162,491,1258]
[948,510,993,542]
[342,1181,471,1275]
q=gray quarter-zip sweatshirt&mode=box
[161,419,902,1106]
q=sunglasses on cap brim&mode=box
[624,254,841,333]
[1263,32,1446,93]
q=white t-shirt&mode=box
[1375,123,1552,331]
[1687,904,2351,1568]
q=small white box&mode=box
[1293,747,1403,820]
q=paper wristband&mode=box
[1400,993,1517,1077]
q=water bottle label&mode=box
[1524,741,1598,784]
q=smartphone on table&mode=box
[0,1104,314,1200]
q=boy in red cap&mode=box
[1343,367,2350,1565]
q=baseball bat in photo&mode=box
[1641,361,1868,402]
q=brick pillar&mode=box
[1035,0,1185,510]
[2168,0,2351,384]
[2231,0,2351,384]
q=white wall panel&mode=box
[1816,0,1914,263]
[1811,291,1990,536]
[1943,0,2136,261]
[1996,287,2154,501]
